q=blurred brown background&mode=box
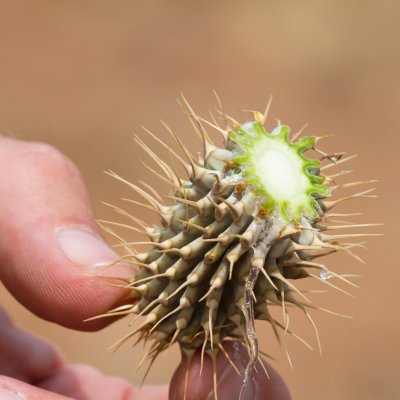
[0,1,399,399]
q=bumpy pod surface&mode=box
[98,98,378,398]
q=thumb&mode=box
[0,137,132,330]
[169,341,291,400]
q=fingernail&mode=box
[0,387,25,399]
[57,227,120,269]
[216,366,258,400]
[211,341,259,400]
[217,343,291,400]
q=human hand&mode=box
[0,136,291,399]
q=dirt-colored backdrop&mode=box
[0,1,399,399]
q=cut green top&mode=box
[230,121,330,222]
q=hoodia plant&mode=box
[92,96,380,399]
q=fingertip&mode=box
[1,218,134,330]
[169,341,291,400]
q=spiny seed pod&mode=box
[95,96,379,399]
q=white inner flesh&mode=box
[252,138,310,207]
